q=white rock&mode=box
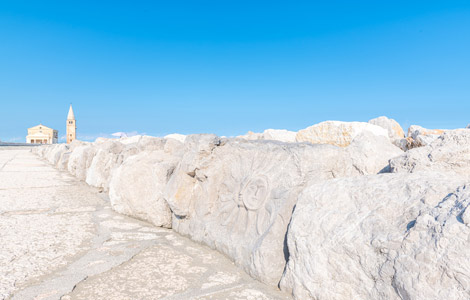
[296,121,388,147]
[345,132,403,174]
[368,116,405,140]
[164,133,187,143]
[390,129,470,177]
[108,150,179,228]
[406,125,446,149]
[164,134,400,286]
[280,172,469,300]
[261,129,297,143]
[237,129,297,143]
[85,141,124,191]
[67,143,97,180]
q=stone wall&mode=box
[32,120,470,300]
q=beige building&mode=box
[26,124,58,144]
[66,104,77,144]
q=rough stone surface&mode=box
[390,130,470,177]
[238,129,297,143]
[280,172,470,300]
[67,143,96,180]
[368,116,405,140]
[296,121,388,147]
[165,133,187,143]
[165,134,400,286]
[85,140,124,191]
[1,147,290,300]
[345,132,403,174]
[109,150,179,228]
[406,125,446,149]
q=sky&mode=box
[1,1,469,142]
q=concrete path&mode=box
[0,148,291,300]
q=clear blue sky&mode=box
[1,1,469,142]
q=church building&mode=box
[26,124,58,144]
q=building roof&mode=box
[67,104,75,120]
[28,124,56,131]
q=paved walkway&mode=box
[0,148,291,300]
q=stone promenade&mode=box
[0,148,290,300]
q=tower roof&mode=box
[67,104,75,120]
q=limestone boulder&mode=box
[85,140,125,191]
[67,143,97,180]
[390,130,470,177]
[280,172,469,300]
[238,129,297,143]
[368,116,405,140]
[296,121,388,147]
[136,136,166,151]
[108,150,179,228]
[45,144,69,166]
[164,134,399,286]
[261,129,297,143]
[406,125,445,149]
[164,133,187,143]
[345,132,403,174]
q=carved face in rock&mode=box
[217,174,273,236]
[196,147,293,238]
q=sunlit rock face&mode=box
[390,129,470,178]
[406,125,446,149]
[33,118,470,299]
[67,143,97,180]
[164,134,401,285]
[108,150,179,228]
[280,172,470,300]
[238,129,297,143]
[85,140,124,191]
[369,116,405,140]
[296,121,388,147]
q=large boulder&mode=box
[390,130,470,177]
[345,132,403,174]
[164,134,400,286]
[405,125,446,149]
[280,172,469,300]
[164,133,187,143]
[238,129,297,143]
[262,129,297,143]
[296,121,388,147]
[108,149,181,228]
[368,116,405,140]
[85,140,125,191]
[67,143,97,180]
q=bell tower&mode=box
[66,104,76,144]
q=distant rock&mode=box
[85,140,124,191]
[238,129,297,143]
[368,116,405,140]
[262,129,297,143]
[67,143,96,180]
[164,133,186,143]
[280,172,469,300]
[296,121,388,147]
[345,132,403,174]
[390,129,470,177]
[406,125,445,149]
